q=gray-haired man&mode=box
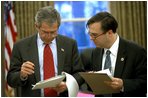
[7,6,84,97]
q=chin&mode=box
[46,39,54,43]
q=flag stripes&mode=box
[4,1,17,97]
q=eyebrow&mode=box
[41,29,48,32]
[40,29,57,34]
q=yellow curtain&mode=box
[109,1,147,49]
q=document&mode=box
[32,75,65,89]
[79,69,120,95]
[32,72,79,97]
[64,72,79,97]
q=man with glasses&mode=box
[7,6,84,97]
[85,12,147,96]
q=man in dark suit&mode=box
[7,6,84,97]
[85,12,147,96]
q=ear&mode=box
[34,22,38,29]
[108,30,113,35]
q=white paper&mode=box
[32,75,65,90]
[62,72,79,97]
[32,72,79,97]
[95,69,113,79]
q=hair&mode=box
[86,12,118,33]
[35,6,61,28]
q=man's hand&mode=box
[105,77,123,91]
[52,82,67,93]
[20,61,35,79]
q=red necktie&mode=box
[43,44,57,97]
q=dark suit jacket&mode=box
[7,34,84,97]
[83,38,147,97]
[80,48,94,71]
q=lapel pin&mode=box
[121,57,124,61]
[61,48,64,52]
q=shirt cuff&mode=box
[20,75,28,81]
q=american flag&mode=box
[4,1,17,97]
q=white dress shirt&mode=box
[37,33,58,96]
[102,35,119,76]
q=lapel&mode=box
[27,34,41,82]
[93,48,104,71]
[114,38,127,78]
[56,35,65,75]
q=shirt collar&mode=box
[104,34,119,56]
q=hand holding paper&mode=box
[32,72,79,97]
[79,69,120,94]
[52,81,67,93]
[104,77,123,91]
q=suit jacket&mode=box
[87,37,147,97]
[7,34,84,97]
[80,48,94,71]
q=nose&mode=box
[90,36,95,40]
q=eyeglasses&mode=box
[38,27,58,37]
[88,32,105,39]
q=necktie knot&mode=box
[44,44,49,48]
[106,50,111,55]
